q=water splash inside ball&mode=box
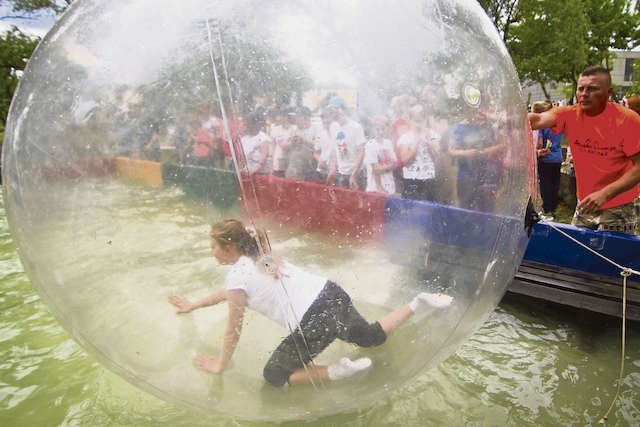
[2,0,533,421]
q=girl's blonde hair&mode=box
[210,219,269,260]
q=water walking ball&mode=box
[2,0,533,421]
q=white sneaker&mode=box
[327,357,372,381]
[410,292,453,312]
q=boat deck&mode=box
[510,221,640,321]
[510,260,640,321]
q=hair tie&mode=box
[245,226,257,239]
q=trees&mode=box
[629,58,640,96]
[1,1,71,14]
[0,1,71,132]
[0,0,638,122]
[582,0,639,68]
[478,0,520,43]
[479,0,640,101]
[0,26,37,127]
[507,0,589,100]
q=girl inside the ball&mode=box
[169,219,452,387]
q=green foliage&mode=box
[0,26,38,129]
[0,0,71,136]
[2,0,71,14]
[508,0,589,99]
[628,58,640,96]
[582,0,639,67]
[479,0,640,99]
[134,22,313,121]
[477,0,520,42]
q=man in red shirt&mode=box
[528,66,640,233]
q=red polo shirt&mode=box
[551,103,640,209]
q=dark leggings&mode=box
[263,281,386,387]
[537,162,561,213]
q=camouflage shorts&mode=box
[572,200,638,234]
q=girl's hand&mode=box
[168,295,194,313]
[193,354,225,374]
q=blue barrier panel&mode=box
[383,197,524,252]
[523,222,640,281]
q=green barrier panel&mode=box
[163,164,239,209]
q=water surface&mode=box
[1,192,639,426]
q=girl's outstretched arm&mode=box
[193,289,247,374]
[168,289,227,314]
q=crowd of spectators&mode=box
[132,89,515,214]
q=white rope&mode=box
[543,221,639,422]
[599,269,631,423]
[205,20,249,204]
[545,221,640,275]
[205,20,326,390]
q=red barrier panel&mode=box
[242,174,387,242]
[42,158,116,181]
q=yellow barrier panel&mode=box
[115,157,163,187]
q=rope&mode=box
[545,222,640,275]
[599,269,631,423]
[543,221,639,422]
[205,20,265,257]
[205,20,250,209]
[275,267,328,391]
[205,20,325,390]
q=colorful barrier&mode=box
[111,158,638,284]
[163,164,238,209]
[245,174,387,242]
[115,157,163,187]
[42,158,115,181]
[114,159,526,251]
[384,197,523,251]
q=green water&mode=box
[1,191,639,427]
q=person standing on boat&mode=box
[169,219,453,387]
[529,66,640,233]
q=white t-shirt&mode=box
[314,127,335,173]
[330,119,366,175]
[225,256,326,330]
[241,131,272,174]
[293,122,323,144]
[398,131,436,180]
[269,124,296,172]
[364,138,397,194]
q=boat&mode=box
[513,221,640,321]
